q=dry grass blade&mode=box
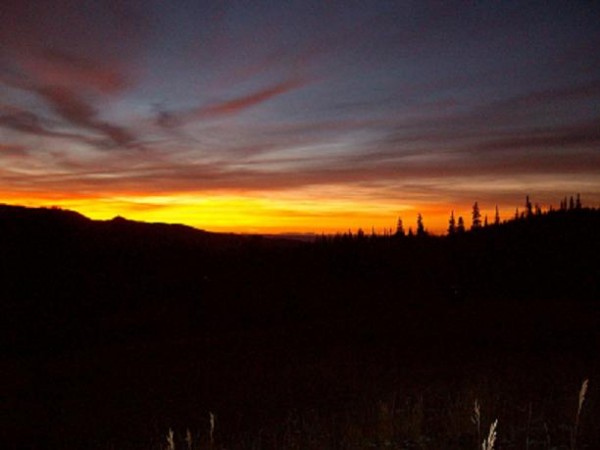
[185,428,192,450]
[166,428,175,450]
[472,399,481,444]
[571,378,589,450]
[578,379,588,417]
[209,411,216,448]
[482,419,497,450]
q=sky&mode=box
[1,0,599,234]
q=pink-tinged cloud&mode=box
[178,79,307,123]
[0,104,88,142]
[19,49,130,94]
[0,105,58,136]
[35,86,135,147]
[0,143,27,157]
[0,70,137,149]
[1,47,137,149]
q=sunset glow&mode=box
[0,189,550,235]
[1,1,599,234]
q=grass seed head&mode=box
[578,379,588,414]
[166,428,175,450]
[482,419,497,450]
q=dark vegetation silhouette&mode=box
[1,198,599,449]
[471,202,481,230]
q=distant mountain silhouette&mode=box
[0,204,302,354]
[0,203,248,248]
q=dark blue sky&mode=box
[1,1,599,232]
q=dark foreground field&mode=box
[1,205,599,449]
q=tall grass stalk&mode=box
[472,399,481,446]
[209,411,215,448]
[571,378,589,450]
[185,428,192,450]
[482,419,497,450]
[166,428,175,450]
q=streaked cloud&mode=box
[157,78,307,127]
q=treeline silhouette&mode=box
[1,199,599,449]
[323,194,587,239]
[1,198,599,355]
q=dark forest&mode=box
[1,201,599,450]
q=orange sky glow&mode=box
[0,188,552,235]
[1,2,599,234]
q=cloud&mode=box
[201,79,305,117]
[0,0,147,60]
[1,0,599,222]
[0,3,140,150]
[35,86,136,148]
[159,79,307,127]
[464,79,600,126]
[374,79,600,170]
[468,120,600,153]
[0,143,28,158]
[0,106,58,136]
[0,105,94,143]
[19,49,130,94]
[0,73,137,149]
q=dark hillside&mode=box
[0,205,262,354]
[1,204,599,449]
[441,208,600,301]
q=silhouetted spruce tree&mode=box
[576,193,582,209]
[356,228,365,240]
[448,211,456,235]
[484,215,488,227]
[395,217,405,237]
[569,196,575,210]
[416,214,425,236]
[494,205,500,226]
[408,227,414,237]
[560,197,567,211]
[471,202,482,230]
[525,195,533,218]
[457,216,465,233]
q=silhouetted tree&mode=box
[560,197,568,211]
[576,193,582,209]
[484,215,488,227]
[494,205,500,226]
[525,195,533,218]
[448,211,456,235]
[407,227,414,237]
[395,217,405,237]
[471,202,482,230]
[416,213,426,236]
[457,216,465,233]
[569,196,575,210]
